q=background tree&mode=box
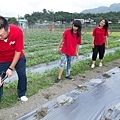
[8,17,18,25]
[23,9,120,26]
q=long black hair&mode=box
[99,19,109,31]
[70,20,82,39]
[103,19,109,31]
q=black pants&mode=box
[92,43,105,61]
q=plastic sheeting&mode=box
[17,67,120,120]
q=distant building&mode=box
[5,17,28,29]
[74,18,96,25]
[108,21,112,24]
[74,19,85,24]
[17,18,28,29]
[85,18,94,24]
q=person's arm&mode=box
[92,27,96,48]
[75,44,79,58]
[0,77,3,86]
[6,51,21,77]
[105,36,108,49]
[92,36,95,48]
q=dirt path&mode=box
[0,59,120,120]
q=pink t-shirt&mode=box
[61,29,82,56]
[92,27,108,45]
[0,24,24,62]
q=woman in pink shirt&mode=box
[55,20,82,83]
[91,19,109,68]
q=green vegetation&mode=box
[24,10,120,25]
[0,30,120,109]
[24,30,120,67]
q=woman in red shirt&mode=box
[91,19,109,68]
[55,20,82,83]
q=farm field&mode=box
[1,59,120,120]
[23,28,120,67]
[0,28,120,120]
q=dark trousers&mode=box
[0,56,27,99]
[92,43,105,61]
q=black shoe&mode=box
[55,78,61,83]
[65,76,74,80]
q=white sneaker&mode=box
[91,64,95,68]
[99,63,102,67]
[19,96,28,102]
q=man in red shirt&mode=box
[0,16,28,101]
[55,20,82,83]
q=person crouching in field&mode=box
[55,20,82,83]
[91,19,109,68]
[0,16,28,102]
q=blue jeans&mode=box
[0,56,27,100]
[59,53,74,76]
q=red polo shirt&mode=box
[92,27,108,45]
[0,24,24,62]
[61,29,82,56]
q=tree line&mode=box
[7,9,120,26]
[24,9,120,25]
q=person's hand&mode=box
[106,45,108,49]
[75,52,79,59]
[56,47,61,53]
[0,77,3,87]
[92,44,94,48]
[6,69,13,78]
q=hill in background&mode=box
[81,3,120,13]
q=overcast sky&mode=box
[0,0,120,18]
